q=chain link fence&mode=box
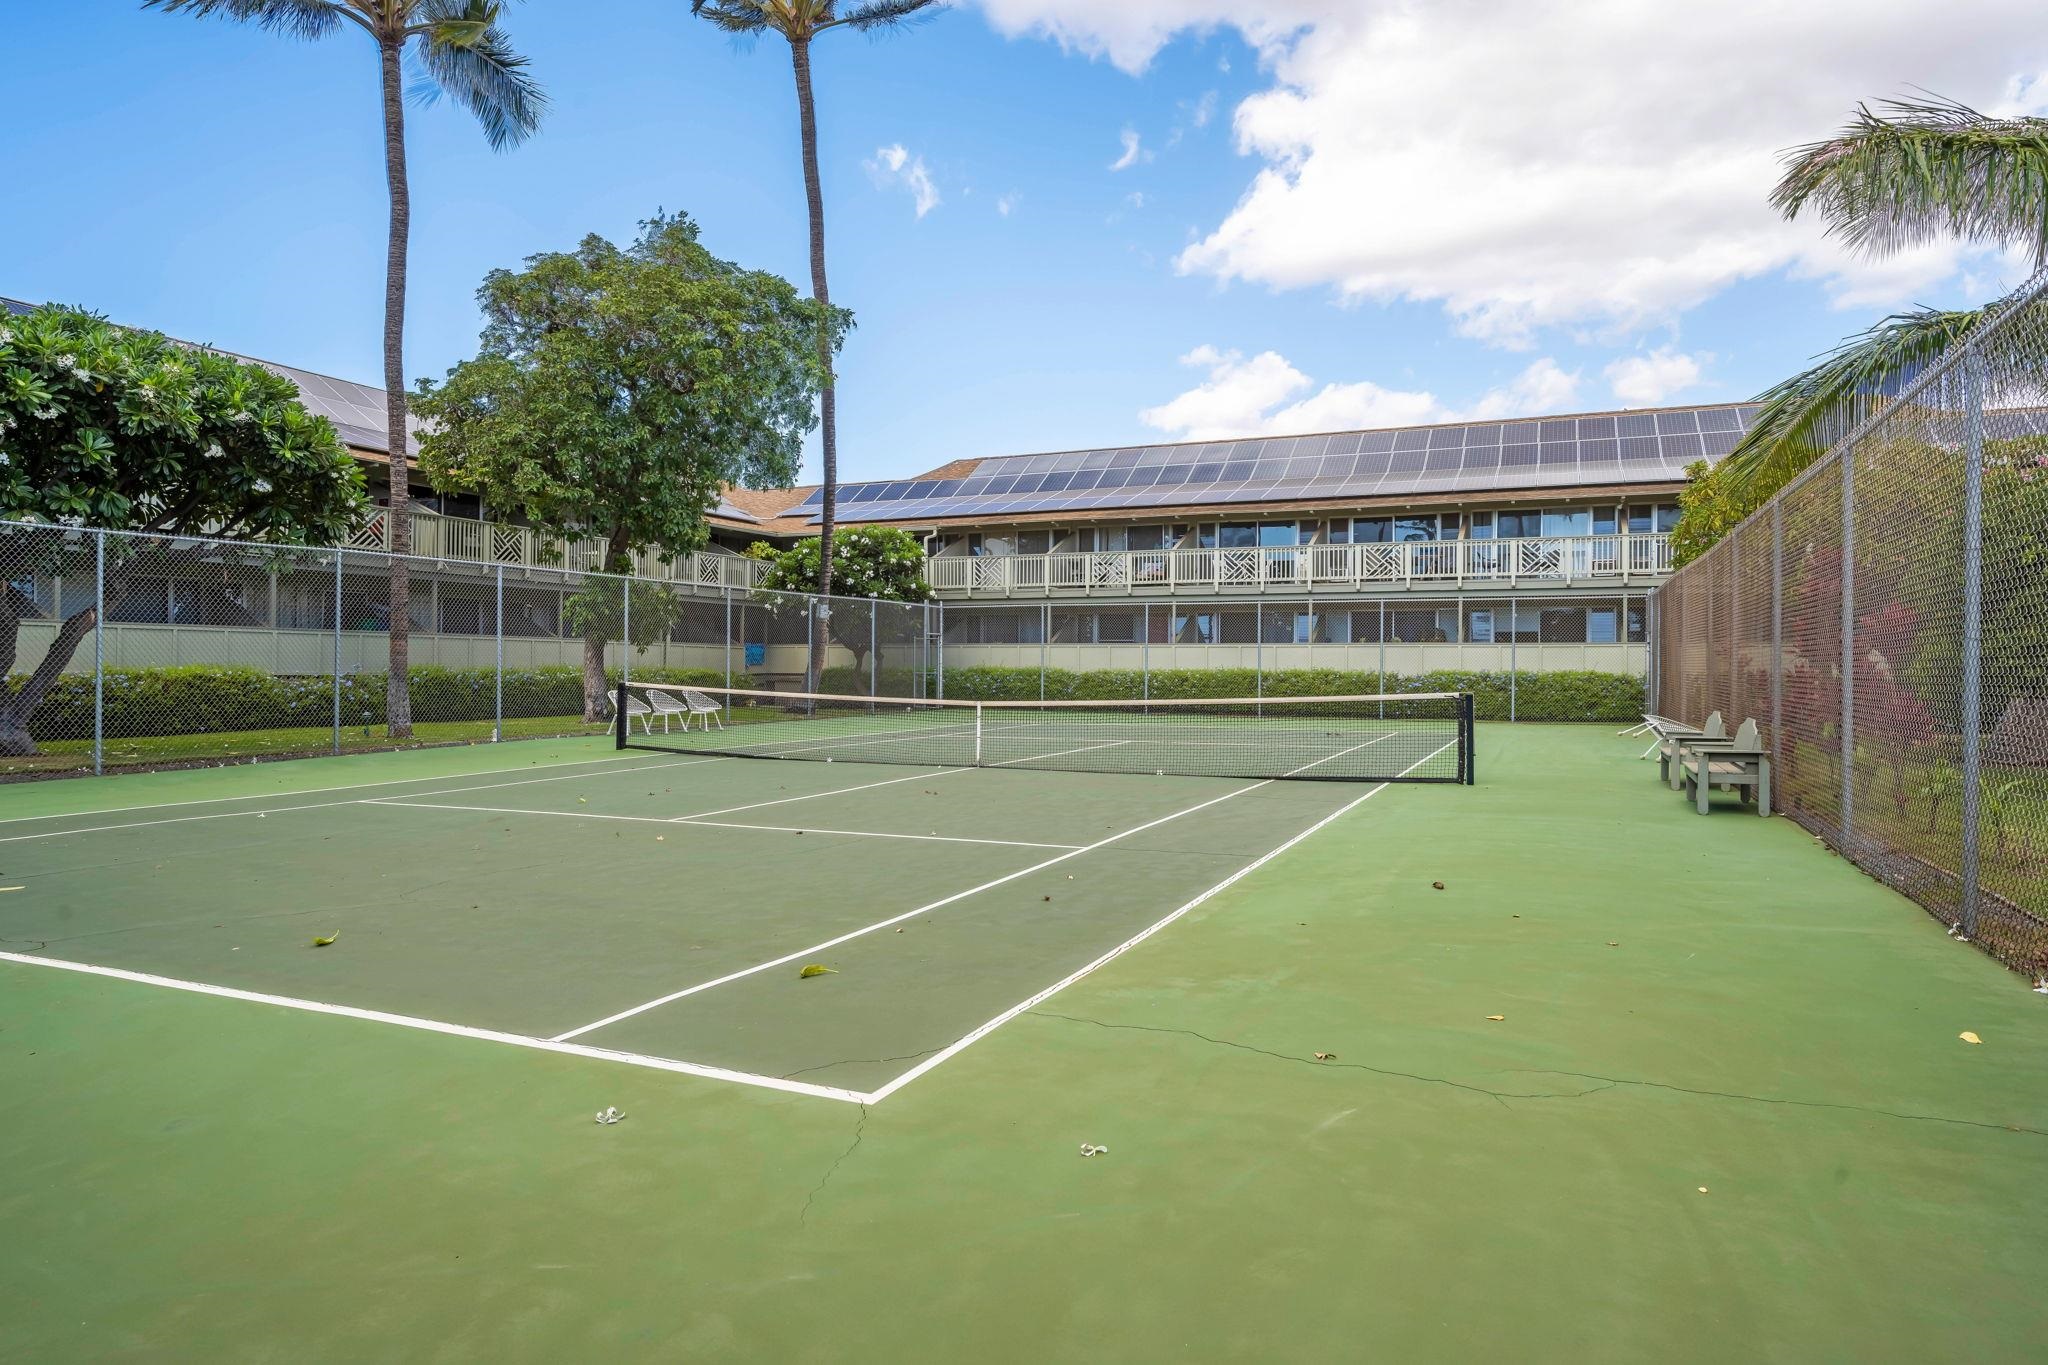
[0,521,938,779]
[1652,269,2048,976]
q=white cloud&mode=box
[1125,191,1146,209]
[976,1,2048,345]
[996,191,1021,216]
[1605,348,1708,406]
[1138,345,1580,440]
[1109,127,1150,171]
[864,143,940,218]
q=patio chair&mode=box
[1651,712,1724,785]
[679,688,726,731]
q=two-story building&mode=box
[6,297,1741,683]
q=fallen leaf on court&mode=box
[1431,881,1445,890]
[595,1106,625,1125]
[1486,1015,1505,1022]
[655,835,664,842]
[1960,1031,1982,1044]
[1079,1142,1108,1157]
[894,927,904,933]
[1042,895,1052,902]
[799,964,837,979]
[311,934,338,947]
[1314,1051,1335,1061]
[1607,941,1620,947]
[1698,1186,1709,1194]
[578,797,588,804]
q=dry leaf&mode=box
[798,963,837,979]
[1607,941,1619,947]
[311,934,338,947]
[1960,1031,1982,1044]
[1431,881,1445,890]
[1313,1051,1335,1061]
[1486,1015,1505,1022]
[1698,1186,1709,1194]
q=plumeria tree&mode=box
[0,305,367,753]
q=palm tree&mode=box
[146,0,545,736]
[690,0,944,685]
[1718,95,2048,499]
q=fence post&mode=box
[1509,594,1519,722]
[1644,591,1657,714]
[870,598,879,699]
[1142,602,1150,701]
[1770,501,1784,774]
[1377,600,1386,720]
[493,563,504,743]
[1840,437,1856,843]
[1040,603,1049,701]
[92,529,104,776]
[934,601,944,700]
[1959,351,1987,937]
[1255,608,1264,700]
[332,550,343,754]
[722,587,733,720]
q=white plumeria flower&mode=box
[252,478,272,494]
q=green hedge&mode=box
[823,664,1640,722]
[9,664,753,740]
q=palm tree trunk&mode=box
[790,36,833,693]
[379,33,414,737]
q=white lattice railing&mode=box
[351,508,764,590]
[926,533,1675,597]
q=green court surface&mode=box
[4,727,2047,1361]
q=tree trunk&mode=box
[0,605,96,757]
[379,33,415,737]
[583,535,634,724]
[582,629,608,725]
[790,37,833,694]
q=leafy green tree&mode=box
[146,0,547,737]
[1667,458,1753,569]
[745,524,931,673]
[688,0,947,625]
[413,213,841,720]
[0,305,368,753]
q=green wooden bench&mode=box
[1675,719,1770,816]
[1652,712,1724,789]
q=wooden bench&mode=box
[1676,719,1770,816]
[1651,712,1725,789]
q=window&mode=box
[1468,511,1495,540]
[1541,508,1592,537]
[1586,606,1620,643]
[1172,611,1212,644]
[1593,507,1619,535]
[1258,523,1298,547]
[1389,608,1454,643]
[1217,523,1258,549]
[1094,610,1138,644]
[1393,515,1438,542]
[1496,511,1540,538]
[1655,503,1680,533]
[1626,600,1647,643]
[1539,607,1588,642]
[1127,525,1167,552]
[1018,530,1051,555]
[1354,516,1393,543]
[1218,608,1259,644]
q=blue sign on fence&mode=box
[744,643,766,668]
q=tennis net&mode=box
[616,684,1474,783]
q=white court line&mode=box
[669,765,964,821]
[0,758,713,846]
[862,737,1459,1104]
[0,750,666,827]
[0,951,868,1104]
[549,778,1280,1043]
[365,798,1080,851]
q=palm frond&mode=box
[1717,305,1989,498]
[831,0,947,34]
[690,0,773,36]
[142,0,360,39]
[1773,94,2048,265]
[411,1,546,151]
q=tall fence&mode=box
[1650,270,2048,975]
[2,519,1654,781]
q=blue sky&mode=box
[7,1,2048,483]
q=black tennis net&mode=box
[616,684,1474,783]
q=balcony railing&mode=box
[927,533,1674,597]
[348,507,763,590]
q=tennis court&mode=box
[6,721,2048,1362]
[0,693,1461,1102]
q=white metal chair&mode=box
[679,688,725,731]
[618,692,657,735]
[645,688,692,733]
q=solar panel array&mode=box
[793,405,1761,524]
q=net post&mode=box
[92,528,105,777]
[621,574,631,691]
[1958,349,1986,939]
[332,549,344,754]
[493,562,504,743]
[1462,691,1476,785]
[614,678,629,750]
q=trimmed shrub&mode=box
[10,664,753,740]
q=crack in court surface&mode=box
[1027,1010,2048,1135]
[800,1104,869,1226]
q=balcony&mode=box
[348,507,763,592]
[926,533,1674,598]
